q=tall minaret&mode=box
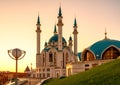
[73,18,78,56]
[36,15,41,68]
[57,6,63,51]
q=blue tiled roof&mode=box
[44,48,51,51]
[88,39,120,59]
[49,34,66,43]
[78,52,82,61]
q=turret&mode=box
[36,15,41,68]
[54,25,57,35]
[68,36,73,51]
[44,42,47,48]
[57,6,64,51]
[73,18,78,56]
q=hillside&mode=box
[42,59,120,85]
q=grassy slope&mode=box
[43,59,120,85]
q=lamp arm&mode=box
[8,50,16,60]
[18,51,26,60]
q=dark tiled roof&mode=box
[49,34,66,43]
[89,39,120,59]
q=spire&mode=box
[54,25,57,34]
[44,42,47,47]
[69,36,72,41]
[58,6,62,17]
[74,18,77,27]
[73,18,78,34]
[24,66,30,73]
[37,15,40,24]
[104,28,107,39]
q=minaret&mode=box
[73,18,78,56]
[57,6,63,51]
[68,36,73,51]
[36,15,41,68]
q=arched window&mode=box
[66,53,69,64]
[83,50,95,61]
[102,47,120,59]
[63,53,64,68]
[54,52,56,66]
[43,56,45,66]
[49,52,53,62]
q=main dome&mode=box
[49,34,66,43]
[88,39,120,59]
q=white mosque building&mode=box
[31,6,120,78]
[32,6,78,78]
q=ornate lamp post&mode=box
[8,48,26,85]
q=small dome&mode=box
[49,34,66,43]
[89,39,120,59]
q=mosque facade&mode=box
[33,6,78,78]
[31,6,120,78]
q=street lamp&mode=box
[8,48,26,85]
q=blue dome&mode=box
[88,39,120,59]
[49,34,66,43]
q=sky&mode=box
[0,0,120,72]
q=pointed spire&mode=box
[24,66,30,73]
[30,63,32,70]
[54,24,57,34]
[37,15,40,24]
[44,42,47,47]
[69,36,72,41]
[104,28,108,39]
[74,18,77,27]
[58,5,62,17]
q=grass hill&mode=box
[42,59,120,85]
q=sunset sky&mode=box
[0,0,120,72]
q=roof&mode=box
[88,39,120,59]
[48,34,66,43]
[24,66,30,73]
[78,52,82,61]
[43,46,68,52]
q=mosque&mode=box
[31,6,120,78]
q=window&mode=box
[63,53,64,68]
[47,68,50,72]
[43,57,45,66]
[102,47,120,59]
[39,74,41,78]
[47,73,50,77]
[49,52,53,62]
[43,68,45,71]
[39,69,41,72]
[66,53,69,64]
[43,73,45,78]
[85,64,89,67]
[54,52,56,66]
[83,50,95,61]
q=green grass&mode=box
[42,59,120,85]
